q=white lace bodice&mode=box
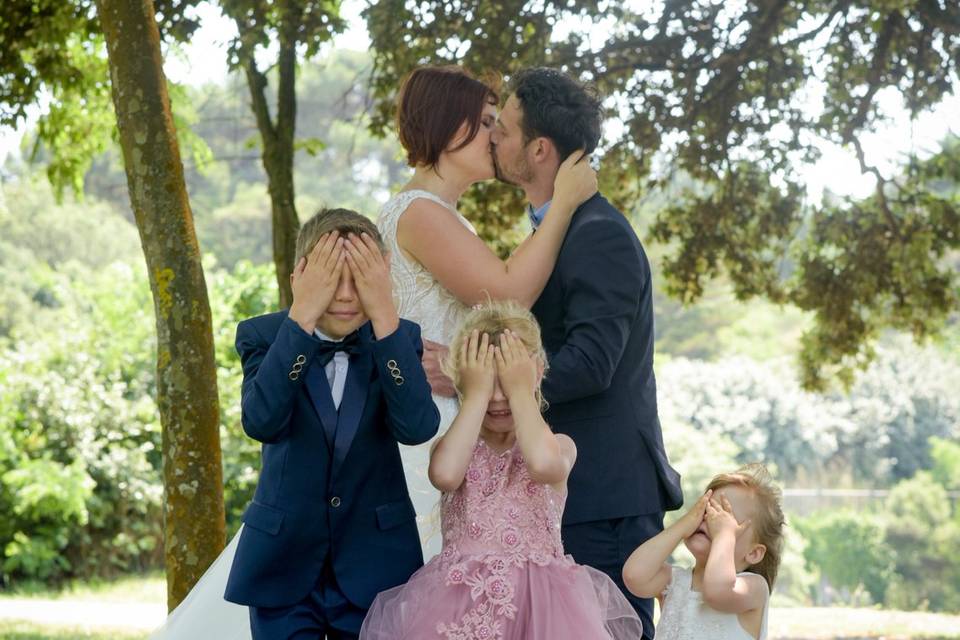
[657,567,769,640]
[377,189,474,346]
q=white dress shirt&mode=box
[314,329,350,410]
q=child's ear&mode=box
[745,543,766,567]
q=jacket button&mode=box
[330,496,341,508]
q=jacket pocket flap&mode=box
[376,500,415,531]
[242,502,285,535]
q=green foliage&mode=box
[0,254,275,585]
[30,35,114,199]
[794,136,960,390]
[930,437,960,492]
[0,257,164,585]
[0,177,140,269]
[364,0,960,388]
[797,510,893,604]
[654,282,812,362]
[0,1,99,126]
[657,339,960,485]
[67,50,410,269]
[658,417,739,505]
[220,0,345,66]
[206,258,278,531]
[0,183,277,583]
[1,0,210,200]
[773,529,817,606]
[883,473,960,611]
[795,464,960,612]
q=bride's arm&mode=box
[398,154,597,309]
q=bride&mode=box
[379,65,596,558]
[148,64,595,638]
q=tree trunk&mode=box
[240,23,300,309]
[96,0,226,611]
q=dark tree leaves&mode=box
[364,0,960,388]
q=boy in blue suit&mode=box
[224,208,440,639]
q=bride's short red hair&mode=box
[396,65,499,168]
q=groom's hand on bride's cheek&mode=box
[344,232,399,338]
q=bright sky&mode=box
[1,0,956,204]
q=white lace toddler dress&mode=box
[657,566,769,640]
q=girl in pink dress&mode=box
[360,301,643,640]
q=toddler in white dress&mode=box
[622,464,785,640]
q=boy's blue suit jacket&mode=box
[224,312,440,609]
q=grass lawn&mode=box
[770,606,960,639]
[0,573,166,604]
[0,620,146,639]
[2,575,960,639]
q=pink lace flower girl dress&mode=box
[360,439,643,639]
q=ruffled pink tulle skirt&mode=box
[360,554,644,639]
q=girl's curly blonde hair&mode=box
[442,300,549,410]
[705,463,786,590]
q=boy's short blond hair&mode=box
[295,207,386,264]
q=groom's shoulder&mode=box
[569,192,637,239]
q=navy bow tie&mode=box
[316,331,361,367]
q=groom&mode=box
[490,68,683,638]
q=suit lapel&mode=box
[304,361,338,451]
[331,337,373,478]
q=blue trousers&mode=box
[562,513,665,640]
[249,562,366,640]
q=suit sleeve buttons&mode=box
[289,354,307,380]
[386,359,404,386]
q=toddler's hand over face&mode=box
[678,490,712,539]
[705,494,751,540]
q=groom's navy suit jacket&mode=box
[224,312,439,610]
[532,193,683,525]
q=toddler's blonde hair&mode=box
[705,463,785,589]
[443,300,548,409]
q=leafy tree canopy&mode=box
[0,0,209,197]
[364,0,960,388]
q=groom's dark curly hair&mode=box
[509,68,603,161]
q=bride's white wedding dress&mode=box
[377,189,474,557]
[148,189,470,638]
